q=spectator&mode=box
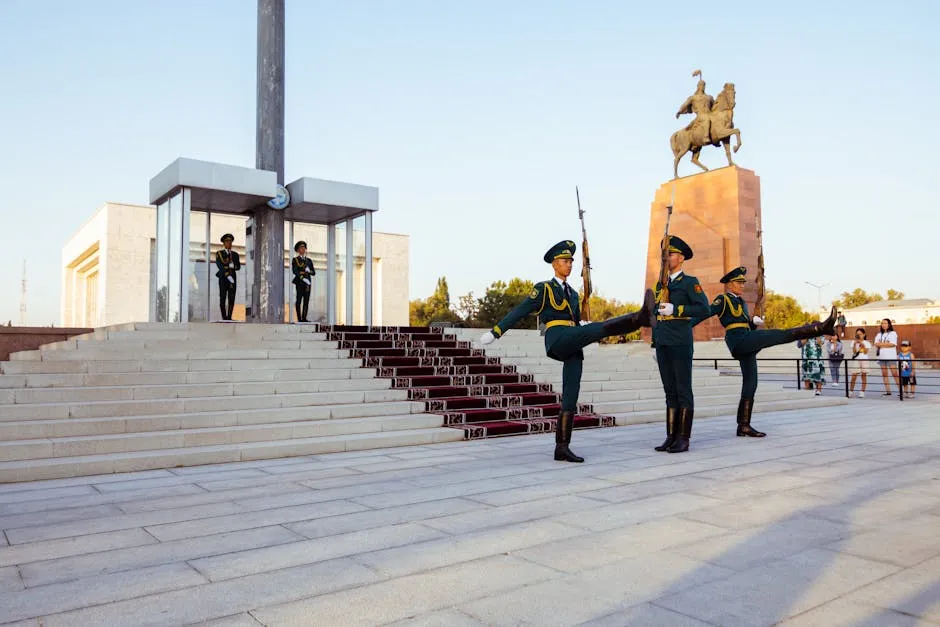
[836,311,847,336]
[849,328,871,398]
[874,318,900,396]
[826,333,844,387]
[801,335,826,395]
[898,340,917,399]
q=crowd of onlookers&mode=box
[798,318,917,398]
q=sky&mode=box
[1,0,938,325]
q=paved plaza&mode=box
[0,402,937,626]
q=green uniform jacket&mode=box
[291,256,315,286]
[491,280,580,356]
[215,250,240,280]
[692,292,756,354]
[652,272,710,347]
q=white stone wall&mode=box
[61,203,410,326]
[844,303,940,326]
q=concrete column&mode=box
[346,218,354,325]
[364,211,373,326]
[253,0,286,323]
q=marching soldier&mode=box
[215,233,240,321]
[291,241,315,323]
[652,235,711,454]
[692,266,838,437]
[480,240,657,463]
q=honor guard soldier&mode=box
[692,266,838,437]
[215,234,240,321]
[291,241,316,323]
[480,240,657,463]
[652,235,711,454]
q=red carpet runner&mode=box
[324,325,616,439]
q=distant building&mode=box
[62,203,409,327]
[842,299,940,326]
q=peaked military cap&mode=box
[220,233,235,244]
[294,241,307,252]
[720,266,747,284]
[544,240,577,263]
[665,235,693,260]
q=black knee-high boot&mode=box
[736,398,766,437]
[554,411,584,463]
[602,289,657,335]
[654,407,678,452]
[667,407,694,453]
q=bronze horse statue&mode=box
[670,82,742,179]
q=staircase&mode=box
[0,323,461,483]
[328,327,615,439]
[452,328,848,425]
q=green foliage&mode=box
[832,288,884,310]
[885,289,905,301]
[474,279,538,330]
[409,277,462,326]
[588,294,641,343]
[764,290,813,329]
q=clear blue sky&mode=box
[1,0,937,325]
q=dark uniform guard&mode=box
[480,240,657,463]
[215,234,240,321]
[291,241,316,323]
[692,266,839,437]
[652,235,711,454]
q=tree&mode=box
[455,292,478,323]
[832,288,883,310]
[409,276,463,326]
[886,289,905,301]
[764,290,813,329]
[475,278,538,330]
[925,315,940,324]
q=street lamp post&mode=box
[805,281,830,314]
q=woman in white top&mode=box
[874,318,900,396]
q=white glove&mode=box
[226,276,234,284]
[651,347,658,362]
[579,320,589,326]
[228,262,235,269]
[657,303,674,316]
[752,315,764,326]
[479,331,495,346]
[303,278,311,286]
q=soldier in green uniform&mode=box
[479,240,657,463]
[291,241,316,323]
[652,235,712,454]
[215,233,240,321]
[691,266,838,437]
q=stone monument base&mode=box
[642,166,763,343]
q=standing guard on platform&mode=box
[479,240,657,463]
[692,267,838,437]
[291,241,315,323]
[215,234,240,321]
[652,235,711,454]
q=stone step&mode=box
[536,374,738,391]
[0,401,426,440]
[613,394,849,426]
[0,414,447,462]
[2,376,392,404]
[592,389,819,415]
[8,347,348,361]
[41,336,331,351]
[0,367,378,389]
[574,382,753,404]
[0,357,364,375]
[0,427,463,482]
[0,389,415,421]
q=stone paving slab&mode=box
[0,402,937,626]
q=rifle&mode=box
[754,212,766,317]
[658,186,675,305]
[576,186,593,321]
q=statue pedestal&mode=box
[642,166,763,343]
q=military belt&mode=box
[544,320,576,329]
[725,322,751,331]
[656,315,690,321]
